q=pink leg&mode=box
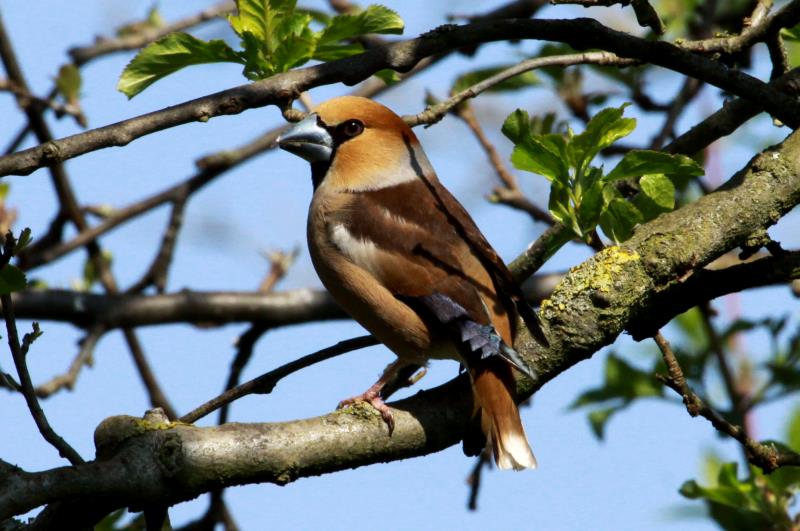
[337,359,407,435]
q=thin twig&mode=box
[1,295,84,465]
[654,331,800,473]
[68,1,235,66]
[7,15,800,177]
[466,450,491,511]
[0,78,84,125]
[453,103,553,224]
[35,325,105,398]
[127,195,188,294]
[650,77,702,150]
[404,52,639,127]
[0,12,178,421]
[180,335,378,424]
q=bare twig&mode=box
[679,0,799,54]
[127,195,188,294]
[6,17,800,177]
[35,325,105,398]
[180,335,378,424]
[650,77,702,150]
[466,450,491,511]
[1,278,84,464]
[0,12,177,422]
[0,78,84,125]
[654,332,800,473]
[258,247,299,293]
[68,1,235,66]
[404,52,638,127]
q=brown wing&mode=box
[329,178,513,341]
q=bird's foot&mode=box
[337,388,395,435]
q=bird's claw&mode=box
[337,392,395,436]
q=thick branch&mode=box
[627,251,800,339]
[7,121,800,524]
[9,289,346,329]
[10,273,563,330]
[4,17,800,177]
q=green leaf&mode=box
[501,109,531,145]
[227,0,317,76]
[548,180,576,234]
[787,403,800,452]
[634,173,675,220]
[605,150,704,182]
[782,25,800,42]
[229,0,297,44]
[511,134,569,183]
[55,64,81,104]
[599,198,643,243]
[587,407,619,440]
[576,167,604,237]
[373,69,400,85]
[0,265,26,294]
[570,105,635,172]
[316,4,403,46]
[451,66,538,95]
[15,228,32,253]
[117,33,242,98]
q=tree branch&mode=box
[4,17,800,177]
[7,115,800,525]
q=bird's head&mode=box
[278,96,429,191]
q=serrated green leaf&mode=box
[317,4,403,45]
[634,173,675,221]
[0,265,26,294]
[501,109,531,145]
[575,167,604,237]
[570,105,635,172]
[228,0,316,76]
[230,0,297,44]
[313,5,403,63]
[605,150,704,182]
[55,64,81,104]
[599,198,643,244]
[451,66,538,95]
[511,135,569,183]
[548,180,576,234]
[117,33,242,98]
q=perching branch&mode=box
[4,16,800,177]
[7,121,800,524]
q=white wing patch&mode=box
[330,223,382,275]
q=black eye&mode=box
[338,119,364,138]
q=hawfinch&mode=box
[278,96,538,470]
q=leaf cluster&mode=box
[118,0,404,98]
[503,105,704,244]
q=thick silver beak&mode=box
[277,113,333,163]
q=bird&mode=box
[278,95,540,470]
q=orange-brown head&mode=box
[278,96,432,191]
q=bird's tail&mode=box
[471,359,537,470]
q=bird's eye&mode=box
[339,119,364,138]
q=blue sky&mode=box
[1,1,798,529]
